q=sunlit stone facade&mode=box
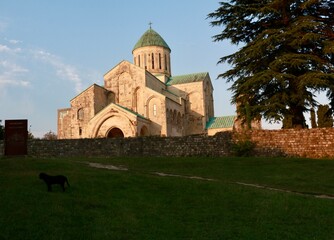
[57,28,224,139]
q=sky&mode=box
[0,0,297,137]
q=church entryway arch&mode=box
[107,128,124,138]
[140,126,149,136]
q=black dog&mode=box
[39,173,70,192]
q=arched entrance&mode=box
[107,128,124,138]
[140,126,149,136]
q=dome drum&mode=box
[133,28,172,77]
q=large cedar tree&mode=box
[208,0,334,128]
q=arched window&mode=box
[133,87,140,112]
[165,54,168,70]
[177,112,181,125]
[152,53,154,69]
[77,108,84,120]
[144,54,147,69]
[138,55,141,67]
[168,55,171,72]
[159,53,162,69]
[153,104,157,116]
[173,110,177,124]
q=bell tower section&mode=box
[132,27,171,79]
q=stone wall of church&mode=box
[173,81,207,135]
[133,46,171,77]
[165,95,186,137]
[103,62,171,137]
[204,77,215,121]
[104,62,145,113]
[58,85,113,139]
[57,108,72,139]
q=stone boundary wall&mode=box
[27,132,233,158]
[249,128,334,159]
[1,128,334,159]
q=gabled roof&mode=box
[70,84,107,102]
[166,72,209,86]
[206,116,236,129]
[91,102,149,124]
[114,103,147,120]
[133,28,171,52]
[103,60,134,77]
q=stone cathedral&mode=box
[57,27,236,139]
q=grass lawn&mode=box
[0,156,334,239]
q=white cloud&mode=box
[8,39,22,44]
[33,50,83,93]
[0,60,30,90]
[0,39,85,94]
[0,44,11,52]
[0,43,21,53]
[0,78,30,87]
[0,60,28,73]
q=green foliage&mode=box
[236,99,259,130]
[43,130,57,140]
[232,140,255,157]
[1,157,334,239]
[28,131,35,139]
[208,0,334,128]
[317,104,333,128]
[0,120,4,140]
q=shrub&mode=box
[232,140,255,157]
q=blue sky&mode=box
[1,1,295,137]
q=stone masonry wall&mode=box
[1,128,334,159]
[249,128,334,159]
[26,132,232,158]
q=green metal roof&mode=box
[206,116,236,129]
[166,72,208,86]
[133,28,171,52]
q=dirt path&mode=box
[86,162,334,200]
[234,182,334,200]
[87,162,128,171]
[153,172,217,181]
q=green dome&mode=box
[133,28,171,52]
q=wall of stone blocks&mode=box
[249,128,334,159]
[2,128,334,159]
[25,132,233,158]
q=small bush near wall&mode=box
[0,140,3,157]
[232,140,255,157]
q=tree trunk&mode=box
[290,105,306,129]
